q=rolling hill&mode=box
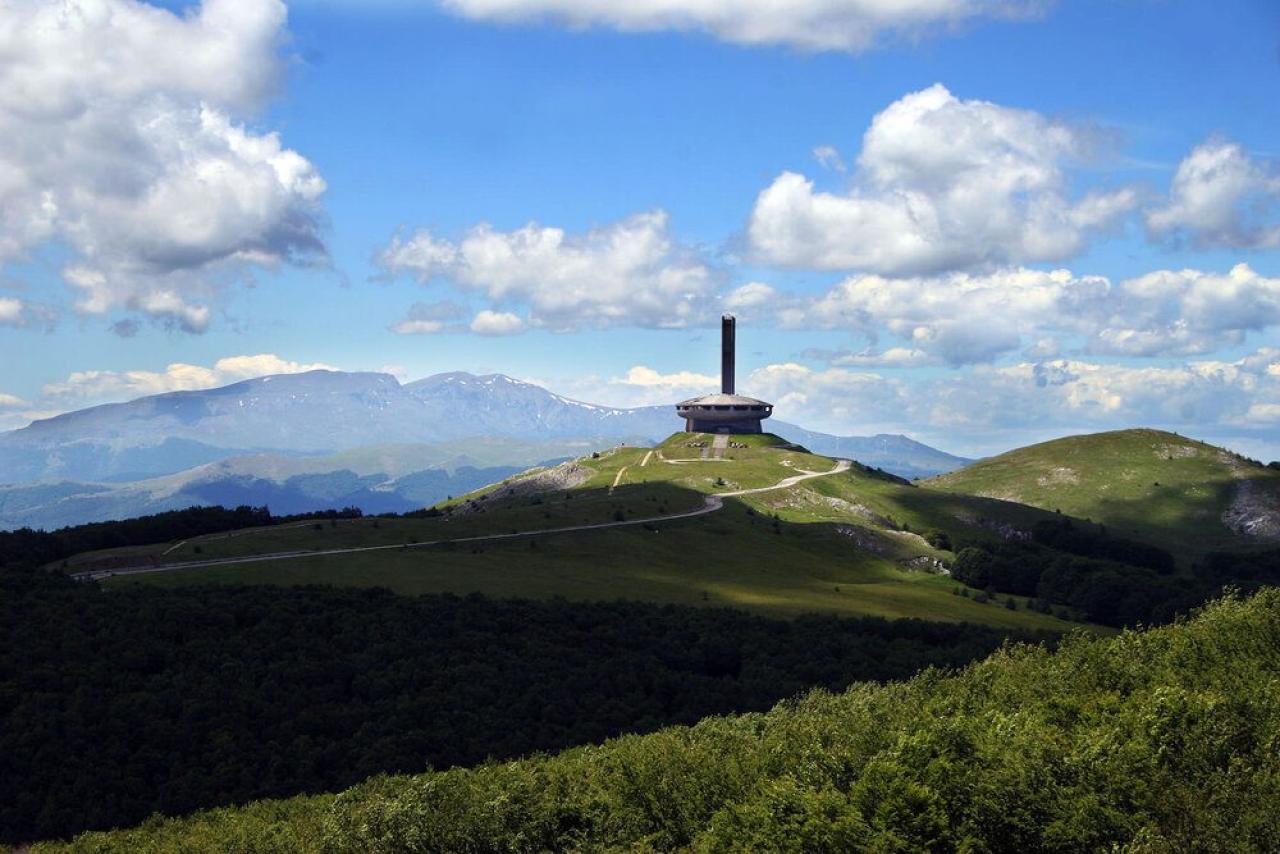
[76,432,1071,630]
[927,428,1280,555]
[29,588,1280,852]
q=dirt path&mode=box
[609,465,629,494]
[74,460,851,582]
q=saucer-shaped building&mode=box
[675,315,773,434]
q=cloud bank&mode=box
[442,0,1044,52]
[378,210,717,331]
[0,0,325,331]
[42,354,336,403]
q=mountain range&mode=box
[0,370,970,530]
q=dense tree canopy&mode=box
[0,568,1047,845]
[33,590,1280,853]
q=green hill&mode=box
[928,428,1280,556]
[76,432,1080,630]
[30,589,1280,852]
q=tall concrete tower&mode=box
[721,314,735,395]
[675,314,773,434]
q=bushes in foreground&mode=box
[37,589,1280,852]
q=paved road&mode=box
[75,459,851,582]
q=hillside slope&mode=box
[928,428,1280,553]
[33,589,1280,852]
[77,433,1070,630]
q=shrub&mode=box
[923,530,952,551]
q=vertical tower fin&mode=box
[721,314,735,395]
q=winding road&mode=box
[74,459,852,582]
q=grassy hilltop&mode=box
[30,589,1280,853]
[82,432,1077,630]
[928,428,1280,556]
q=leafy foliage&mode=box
[0,568,1042,845]
[1030,517,1175,574]
[36,590,1280,852]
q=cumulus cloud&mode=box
[749,84,1136,275]
[617,365,718,390]
[0,296,23,326]
[1091,264,1280,357]
[469,310,526,336]
[742,348,1280,455]
[43,353,336,402]
[1146,139,1280,249]
[441,0,1043,53]
[723,281,777,309]
[0,0,326,332]
[0,392,28,408]
[778,263,1280,365]
[377,210,717,331]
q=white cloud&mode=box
[1091,264,1280,357]
[742,349,1280,456]
[723,281,777,309]
[812,145,845,172]
[794,266,1107,365]
[1146,139,1280,249]
[43,353,336,402]
[617,365,718,390]
[393,319,447,335]
[0,0,325,332]
[0,392,28,409]
[0,296,22,326]
[377,210,717,331]
[778,263,1280,365]
[390,300,466,335]
[469,310,526,336]
[526,364,721,408]
[830,347,935,368]
[441,0,1043,53]
[749,84,1136,275]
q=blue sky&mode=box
[2,0,1280,457]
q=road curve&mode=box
[75,459,851,581]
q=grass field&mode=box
[927,428,1280,555]
[91,433,1081,631]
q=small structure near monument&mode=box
[675,314,773,434]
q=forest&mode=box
[28,589,1280,852]
[0,565,1048,845]
[949,518,1278,627]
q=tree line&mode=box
[950,517,1278,626]
[0,504,366,570]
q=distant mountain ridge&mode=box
[0,370,971,529]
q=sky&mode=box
[2,0,1280,458]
